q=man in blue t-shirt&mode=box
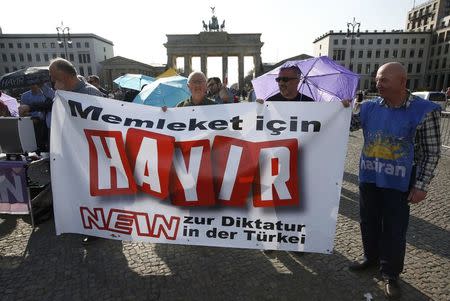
[20,84,54,151]
[21,84,47,120]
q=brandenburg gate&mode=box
[164,9,264,90]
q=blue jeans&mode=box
[359,182,410,279]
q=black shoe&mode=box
[81,235,98,245]
[348,258,377,271]
[384,278,401,299]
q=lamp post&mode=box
[346,17,360,71]
[56,22,72,61]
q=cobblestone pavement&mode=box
[1,131,449,301]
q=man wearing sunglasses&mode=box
[267,66,314,102]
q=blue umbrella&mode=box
[113,74,155,91]
[133,76,191,107]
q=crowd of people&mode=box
[0,57,447,299]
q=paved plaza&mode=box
[0,130,449,301]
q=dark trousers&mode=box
[359,182,410,279]
[32,118,49,152]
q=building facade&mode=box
[0,32,114,78]
[100,56,166,89]
[407,0,450,90]
[313,0,450,91]
[313,30,431,91]
[406,0,450,31]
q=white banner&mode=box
[51,91,351,254]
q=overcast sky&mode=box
[2,0,418,84]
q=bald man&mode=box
[347,62,441,299]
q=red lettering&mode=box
[80,207,180,239]
[85,130,136,196]
[84,129,300,207]
[211,136,258,206]
[170,140,215,206]
[80,207,107,229]
[125,128,175,199]
[252,139,299,207]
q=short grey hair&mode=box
[187,71,207,84]
[49,58,77,76]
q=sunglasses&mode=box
[275,77,299,83]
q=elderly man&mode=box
[348,62,441,299]
[266,66,314,102]
[177,71,216,107]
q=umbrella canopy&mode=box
[156,68,178,79]
[133,75,191,107]
[0,92,19,116]
[0,66,50,90]
[252,56,359,102]
[113,74,155,91]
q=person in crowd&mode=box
[112,88,125,100]
[345,62,441,299]
[206,77,232,104]
[0,100,11,117]
[123,88,140,102]
[20,84,47,121]
[356,90,364,103]
[247,82,256,102]
[20,84,53,151]
[0,91,19,117]
[87,75,109,97]
[241,88,248,100]
[265,66,314,102]
[177,72,216,107]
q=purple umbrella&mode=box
[252,56,359,102]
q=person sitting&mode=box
[20,84,52,151]
[266,66,314,102]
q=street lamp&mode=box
[346,17,360,71]
[56,22,72,61]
